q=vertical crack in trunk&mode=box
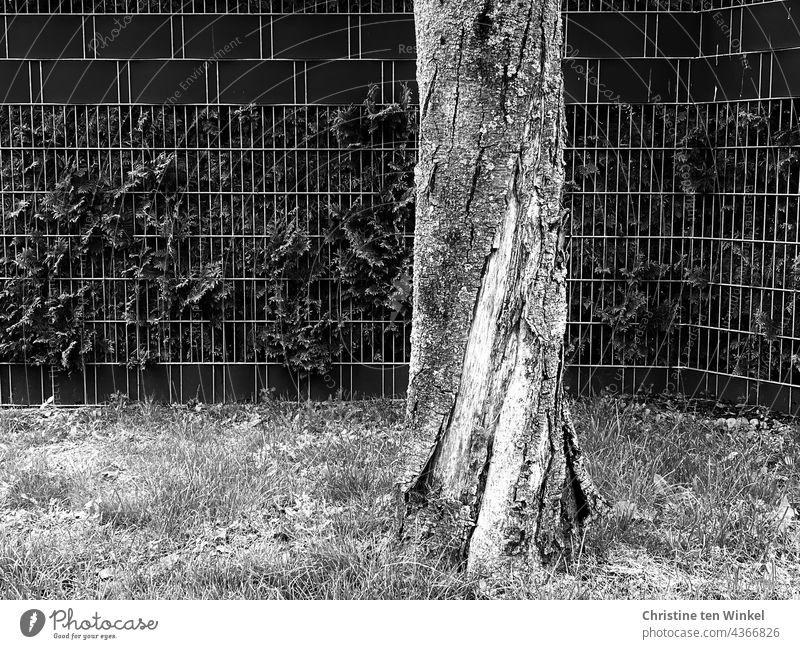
[460,426,495,560]
[562,408,608,527]
[449,26,467,143]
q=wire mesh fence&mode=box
[565,99,800,398]
[0,99,416,400]
[0,1,798,407]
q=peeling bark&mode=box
[403,0,606,573]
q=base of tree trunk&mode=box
[397,403,607,574]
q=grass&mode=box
[0,394,798,599]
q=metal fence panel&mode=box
[0,1,798,409]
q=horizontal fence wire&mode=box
[1,0,415,12]
[0,0,784,11]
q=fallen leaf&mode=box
[653,473,671,497]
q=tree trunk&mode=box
[403,0,605,573]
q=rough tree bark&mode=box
[402,0,605,573]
